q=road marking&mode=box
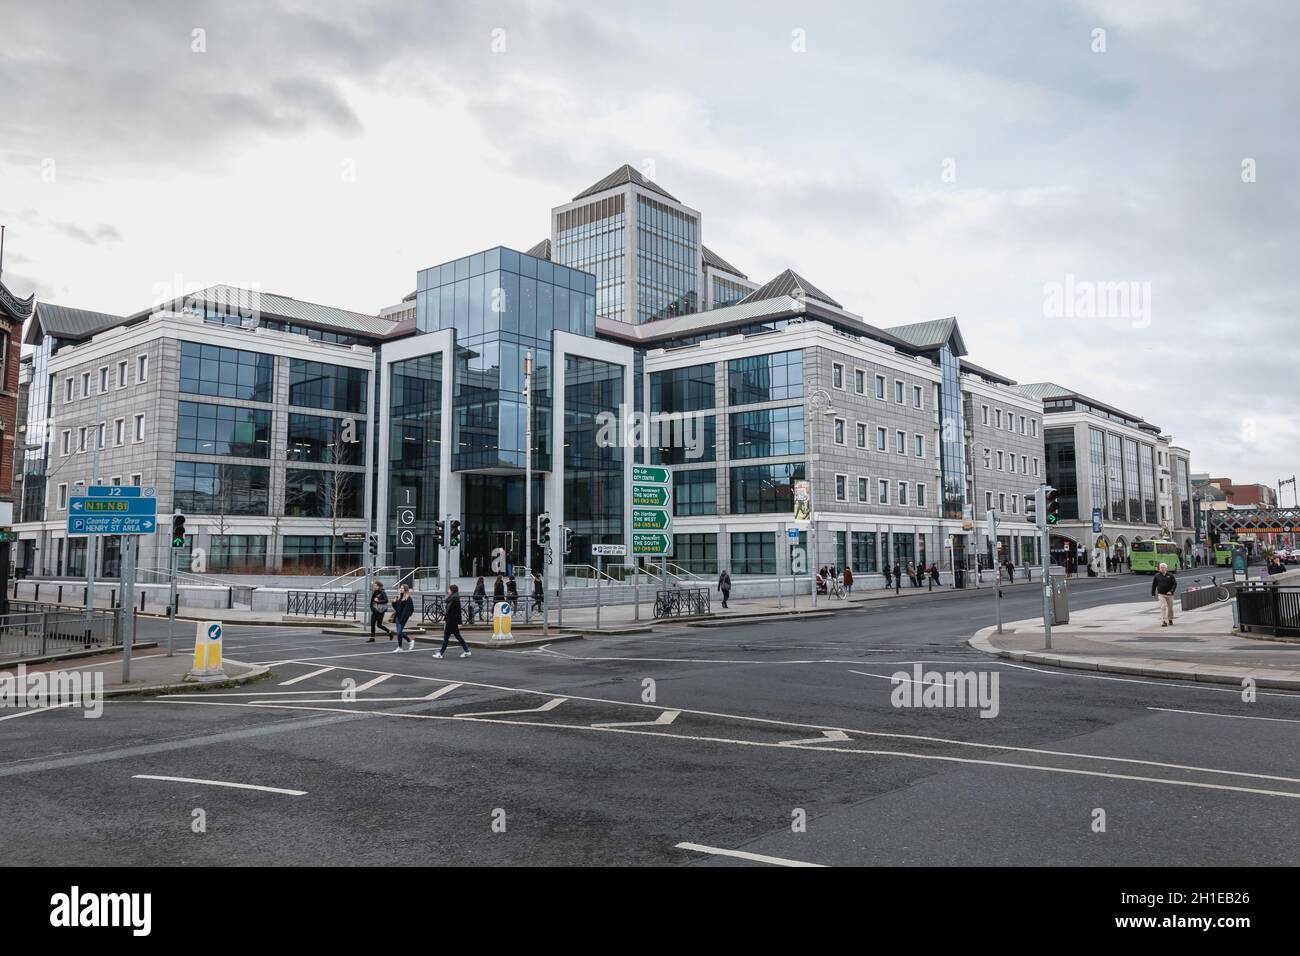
[132,774,306,796]
[279,666,336,686]
[850,669,953,687]
[456,697,566,718]
[594,710,680,728]
[151,698,1300,800]
[675,842,825,867]
[351,674,392,693]
[1148,707,1300,725]
[0,702,83,722]
[424,683,462,700]
[779,730,850,746]
[992,661,1300,699]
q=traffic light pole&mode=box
[167,545,177,656]
[1039,485,1053,650]
[523,350,532,618]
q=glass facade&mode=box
[935,345,967,519]
[727,350,804,406]
[730,531,776,575]
[1176,457,1191,528]
[388,354,442,569]
[282,535,363,573]
[673,468,717,516]
[650,363,715,413]
[729,462,806,514]
[288,360,367,414]
[1124,438,1141,524]
[673,533,718,574]
[636,195,699,323]
[176,401,271,457]
[174,461,270,515]
[1044,427,1079,520]
[651,415,716,465]
[1139,443,1157,525]
[712,276,750,308]
[209,535,267,572]
[18,333,71,522]
[180,342,273,402]
[1089,427,1107,519]
[1107,432,1126,521]
[554,197,627,322]
[286,413,366,464]
[564,355,624,564]
[728,406,804,460]
[284,468,364,519]
[851,531,878,572]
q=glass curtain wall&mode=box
[388,354,442,569]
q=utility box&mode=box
[1049,568,1069,624]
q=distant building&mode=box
[1203,477,1278,508]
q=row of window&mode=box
[979,403,1038,437]
[62,354,149,402]
[838,420,929,458]
[176,402,364,463]
[982,447,1041,477]
[179,342,368,413]
[59,414,147,455]
[832,363,926,410]
[672,464,936,515]
[834,475,929,508]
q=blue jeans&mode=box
[395,619,410,646]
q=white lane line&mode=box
[259,661,1300,784]
[424,683,461,700]
[149,698,1300,800]
[0,702,83,722]
[456,697,566,718]
[1148,707,1300,725]
[992,660,1300,699]
[676,842,825,867]
[850,669,953,687]
[351,674,392,693]
[132,774,306,796]
[594,710,680,729]
[779,730,850,746]
[278,666,336,686]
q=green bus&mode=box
[1213,542,1238,567]
[1129,539,1183,573]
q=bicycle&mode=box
[826,577,845,600]
[1187,574,1232,603]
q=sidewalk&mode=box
[9,647,269,696]
[968,598,1300,690]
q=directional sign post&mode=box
[67,491,158,536]
[631,466,672,557]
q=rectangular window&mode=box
[649,363,715,413]
[110,475,121,487]
[137,354,148,382]
[65,378,74,402]
[727,350,803,406]
[114,418,125,445]
[1011,493,1018,514]
[851,531,878,573]
[1031,419,1038,437]
[117,360,128,387]
[878,479,889,505]
[854,370,865,394]
[78,427,87,452]
[81,371,90,396]
[913,385,922,409]
[281,536,363,573]
[834,418,846,445]
[894,380,904,404]
[96,423,104,450]
[209,535,268,573]
[983,447,991,469]
[856,423,867,448]
[836,474,847,501]
[61,430,71,456]
[288,359,368,413]
[995,409,1002,428]
[98,367,108,392]
[180,341,274,402]
[898,481,908,506]
[858,477,868,502]
[57,483,68,510]
[728,406,803,460]
[729,462,805,514]
[286,413,368,464]
[997,450,1004,470]
[1009,452,1016,473]
[130,473,142,487]
[674,469,717,516]
[284,468,364,518]
[1006,411,1014,431]
[914,434,924,458]
[730,531,776,575]
[917,483,927,508]
[985,491,993,511]
[895,430,905,454]
[174,461,270,515]
[134,414,145,442]
[999,493,1006,513]
[832,362,844,389]
[1033,457,1040,477]
[875,374,885,400]
[672,533,718,575]
[876,427,886,452]
[1019,415,1026,434]
[177,402,272,457]
[981,405,989,425]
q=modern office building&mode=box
[14,164,1198,585]
[1012,382,1195,565]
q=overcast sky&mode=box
[1,0,1296,487]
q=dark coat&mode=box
[1152,571,1178,596]
[506,579,519,599]
[392,595,415,624]
[370,588,389,610]
[717,570,731,592]
[444,593,463,627]
[493,579,505,600]
[473,581,486,603]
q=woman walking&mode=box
[433,584,471,659]
[471,576,487,623]
[717,568,731,609]
[391,584,416,652]
[367,580,391,643]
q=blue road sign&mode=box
[67,514,158,536]
[87,485,143,497]
[69,496,158,517]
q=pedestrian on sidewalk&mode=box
[883,564,893,589]
[368,580,391,642]
[893,562,902,595]
[1152,562,1178,627]
[843,566,854,594]
[493,574,506,604]
[717,568,731,608]
[531,571,544,612]
[472,576,486,623]
[506,575,519,602]
[929,563,941,587]
[433,584,470,659]
[1005,558,1016,583]
[391,584,415,651]
[906,561,918,587]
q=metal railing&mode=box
[0,606,123,661]
[1181,577,1238,611]
[563,564,619,587]
[1235,582,1300,637]
[653,586,711,618]
[286,590,358,619]
[419,594,447,624]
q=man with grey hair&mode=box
[1152,562,1178,627]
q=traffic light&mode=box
[537,512,551,546]
[170,514,187,549]
[433,520,445,547]
[1025,490,1038,526]
[1045,487,1060,525]
[367,533,378,559]
[563,526,574,555]
[449,519,461,548]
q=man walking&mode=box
[391,584,415,651]
[531,571,544,613]
[368,580,391,643]
[1152,561,1178,627]
[893,562,902,595]
[433,584,471,659]
[883,564,893,589]
[717,568,731,609]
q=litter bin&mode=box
[1049,567,1069,624]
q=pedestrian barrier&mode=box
[1181,580,1237,611]
[1235,583,1300,637]
[285,590,357,619]
[419,595,447,624]
[653,586,711,618]
[0,606,122,661]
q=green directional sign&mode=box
[632,465,671,485]
[633,508,672,530]
[632,484,671,507]
[633,532,672,555]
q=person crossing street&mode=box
[391,584,416,651]
[433,584,470,659]
[367,580,391,643]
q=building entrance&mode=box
[460,474,546,577]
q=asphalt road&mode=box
[3,567,1297,867]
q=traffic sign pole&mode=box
[168,546,177,657]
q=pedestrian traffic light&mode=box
[563,526,574,555]
[368,533,378,559]
[1025,491,1038,526]
[1045,487,1060,525]
[434,520,445,547]
[449,519,461,548]
[170,514,187,549]
[537,512,551,545]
